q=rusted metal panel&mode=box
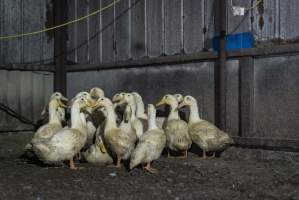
[0,70,53,131]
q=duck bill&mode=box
[98,143,107,153]
[86,99,96,108]
[178,102,187,109]
[58,99,68,108]
[155,99,165,107]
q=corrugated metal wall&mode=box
[0,0,54,64]
[0,70,53,131]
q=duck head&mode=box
[89,87,104,100]
[178,95,197,108]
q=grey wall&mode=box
[68,54,299,141]
[0,70,53,131]
[68,61,215,122]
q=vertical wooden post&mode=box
[215,0,227,130]
[53,0,67,95]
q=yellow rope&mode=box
[0,0,120,40]
[245,0,262,10]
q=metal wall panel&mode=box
[0,0,54,65]
[67,61,215,122]
[253,55,299,140]
[0,70,53,131]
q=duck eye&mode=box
[165,96,168,99]
[100,98,104,101]
[55,93,59,96]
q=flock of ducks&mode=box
[24,87,234,173]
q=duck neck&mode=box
[168,102,180,120]
[71,103,83,129]
[48,102,61,125]
[129,102,137,121]
[104,105,118,132]
[188,102,202,125]
[136,100,146,118]
[148,110,158,130]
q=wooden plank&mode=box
[102,0,115,63]
[233,136,299,151]
[131,0,145,59]
[146,0,163,57]
[41,0,54,64]
[183,0,203,53]
[238,57,254,137]
[67,51,218,72]
[76,0,89,63]
[115,0,131,61]
[67,0,78,63]
[22,0,42,63]
[164,0,182,55]
[89,0,102,64]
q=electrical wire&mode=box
[0,103,37,127]
[0,0,120,40]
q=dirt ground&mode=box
[1,132,299,200]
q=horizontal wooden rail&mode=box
[67,43,299,72]
[233,136,299,151]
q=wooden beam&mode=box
[214,0,227,131]
[0,64,54,72]
[233,136,299,151]
[53,0,67,95]
[67,51,218,72]
[65,43,299,72]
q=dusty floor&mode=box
[1,132,299,200]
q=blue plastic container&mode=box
[212,32,254,51]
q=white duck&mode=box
[95,97,136,167]
[25,92,68,153]
[179,95,234,158]
[132,92,148,120]
[130,104,166,173]
[156,94,192,158]
[121,93,144,139]
[32,95,95,169]
[82,130,113,165]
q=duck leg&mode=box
[69,158,77,170]
[176,150,188,159]
[202,150,207,159]
[144,163,158,174]
[167,148,171,158]
[209,152,216,159]
[116,157,121,168]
